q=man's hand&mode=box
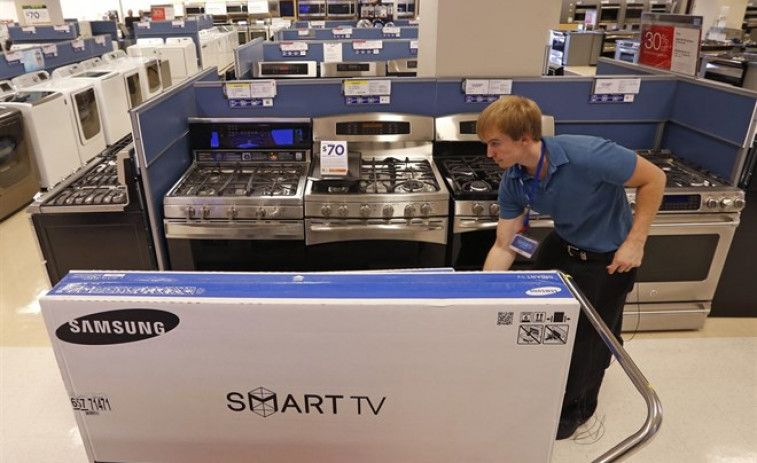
[607,239,644,274]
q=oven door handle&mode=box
[164,221,304,240]
[306,220,447,245]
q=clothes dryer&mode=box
[160,38,198,86]
[69,70,131,145]
[102,50,162,101]
[0,107,40,220]
[23,77,107,164]
[0,86,80,189]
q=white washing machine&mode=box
[160,38,199,86]
[51,62,87,79]
[101,50,162,102]
[69,70,131,145]
[21,76,107,164]
[0,106,40,220]
[0,85,81,189]
[10,70,50,88]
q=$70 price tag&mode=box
[320,141,348,176]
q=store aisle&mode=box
[1,208,756,463]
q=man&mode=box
[478,95,666,439]
[124,9,138,38]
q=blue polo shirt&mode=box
[499,135,637,252]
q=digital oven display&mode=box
[459,121,477,135]
[189,122,312,150]
[335,121,411,135]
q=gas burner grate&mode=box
[170,164,305,198]
[437,156,501,196]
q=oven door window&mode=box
[637,234,719,282]
[74,89,102,142]
[167,238,306,271]
[299,3,325,15]
[306,240,445,271]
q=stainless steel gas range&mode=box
[162,118,312,271]
[304,113,449,270]
[433,113,746,331]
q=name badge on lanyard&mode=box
[508,142,546,259]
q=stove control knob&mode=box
[733,197,746,210]
[382,204,394,218]
[404,204,416,218]
[705,198,719,209]
[270,207,280,219]
[472,203,485,216]
[720,198,734,209]
[201,206,211,219]
[360,204,371,217]
[321,205,332,217]
[184,206,196,219]
[490,203,500,216]
[256,208,267,219]
[338,205,349,217]
[420,203,432,216]
[227,206,238,219]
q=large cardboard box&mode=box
[41,271,579,463]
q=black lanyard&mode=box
[518,141,546,231]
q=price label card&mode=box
[54,25,71,33]
[593,78,641,94]
[343,79,391,96]
[320,141,349,176]
[72,39,86,51]
[332,27,353,37]
[488,79,512,95]
[382,26,400,36]
[353,40,383,50]
[409,40,418,50]
[464,79,490,95]
[172,20,185,28]
[42,44,58,57]
[297,28,311,36]
[250,80,277,98]
[409,20,419,26]
[280,41,309,52]
[21,26,36,33]
[226,82,252,99]
[94,36,106,45]
[136,22,151,29]
[310,20,326,28]
[22,6,50,25]
[4,51,23,65]
[324,42,343,63]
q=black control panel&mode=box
[194,150,306,163]
[659,194,701,211]
[336,121,411,135]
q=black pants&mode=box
[533,231,637,421]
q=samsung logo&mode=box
[525,286,562,296]
[56,309,180,345]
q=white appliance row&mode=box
[0,49,171,190]
[126,37,199,86]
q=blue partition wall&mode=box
[234,37,265,79]
[132,68,219,269]
[261,39,417,62]
[194,78,438,118]
[278,27,418,41]
[0,36,114,80]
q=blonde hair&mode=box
[477,95,542,142]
